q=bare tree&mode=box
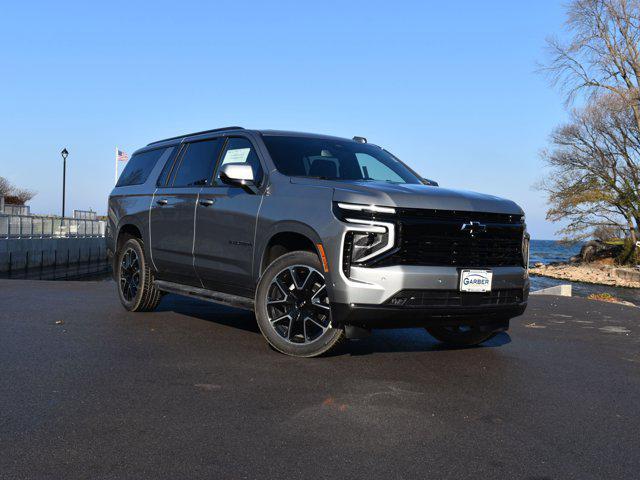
[8,188,37,205]
[0,176,36,205]
[539,93,640,247]
[0,176,12,197]
[593,224,626,240]
[546,0,640,117]
[541,0,640,261]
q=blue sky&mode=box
[1,0,571,238]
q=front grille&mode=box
[386,289,525,308]
[374,208,524,268]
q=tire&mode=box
[116,237,162,312]
[255,251,345,357]
[425,325,497,347]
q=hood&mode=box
[289,178,523,215]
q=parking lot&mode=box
[1,279,638,479]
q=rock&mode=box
[577,240,622,263]
[534,262,544,268]
[529,263,640,288]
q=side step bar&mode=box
[154,280,255,311]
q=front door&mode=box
[149,138,222,286]
[194,137,264,296]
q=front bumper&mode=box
[331,301,527,328]
[328,264,529,327]
[330,264,529,304]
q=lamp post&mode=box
[61,148,68,221]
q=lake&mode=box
[530,239,639,304]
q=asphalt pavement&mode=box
[1,279,639,479]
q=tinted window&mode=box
[156,146,181,187]
[117,148,167,187]
[216,137,263,184]
[171,139,220,187]
[262,136,421,184]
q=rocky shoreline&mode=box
[529,262,640,288]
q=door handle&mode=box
[156,199,168,206]
[199,199,214,207]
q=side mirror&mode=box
[219,163,258,193]
[422,178,439,187]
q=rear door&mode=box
[193,136,264,296]
[149,138,222,286]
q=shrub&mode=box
[616,238,640,266]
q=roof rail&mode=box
[147,126,245,146]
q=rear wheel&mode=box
[116,237,162,312]
[426,325,497,347]
[255,251,345,357]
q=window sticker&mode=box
[222,147,250,164]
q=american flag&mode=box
[117,149,129,162]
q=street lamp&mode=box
[61,148,68,220]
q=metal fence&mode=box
[0,214,106,239]
[3,204,30,216]
[73,209,98,220]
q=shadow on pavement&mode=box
[345,330,511,356]
[156,294,513,356]
[156,294,261,334]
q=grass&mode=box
[587,292,623,303]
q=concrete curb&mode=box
[614,268,640,283]
[531,284,572,297]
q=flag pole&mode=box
[115,147,118,185]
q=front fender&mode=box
[254,220,323,278]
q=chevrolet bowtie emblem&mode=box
[460,221,487,233]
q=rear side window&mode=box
[156,146,181,187]
[117,148,167,187]
[171,139,220,187]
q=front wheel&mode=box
[255,251,345,357]
[116,237,162,312]
[426,325,498,347]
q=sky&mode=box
[1,0,572,239]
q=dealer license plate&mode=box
[459,269,493,292]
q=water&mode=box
[529,239,583,266]
[529,239,640,304]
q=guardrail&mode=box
[0,214,106,239]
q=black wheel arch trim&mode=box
[255,221,324,276]
[115,216,150,263]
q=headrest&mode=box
[309,159,337,179]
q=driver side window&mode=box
[215,137,263,185]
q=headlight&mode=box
[349,229,389,262]
[336,202,396,214]
[341,218,395,277]
[522,232,530,269]
[333,202,397,277]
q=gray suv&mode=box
[107,127,529,357]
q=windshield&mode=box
[261,135,422,184]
